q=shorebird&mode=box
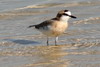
[28,10,77,46]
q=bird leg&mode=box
[47,37,49,46]
[55,37,58,46]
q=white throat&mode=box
[60,15,70,22]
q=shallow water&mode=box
[0,0,100,67]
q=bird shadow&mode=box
[4,39,40,45]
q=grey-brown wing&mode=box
[35,20,53,29]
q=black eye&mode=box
[64,10,69,12]
[63,13,69,16]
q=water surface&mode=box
[0,0,100,67]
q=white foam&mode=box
[14,0,52,10]
[73,17,100,24]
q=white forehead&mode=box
[65,11,71,15]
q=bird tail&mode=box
[28,25,35,28]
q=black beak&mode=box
[69,15,77,19]
[63,13,77,19]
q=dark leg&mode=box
[55,37,58,46]
[47,37,49,46]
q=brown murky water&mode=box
[0,0,100,67]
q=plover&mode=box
[28,10,77,45]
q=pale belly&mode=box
[39,22,68,37]
[42,30,64,37]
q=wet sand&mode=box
[0,31,100,67]
[0,0,100,67]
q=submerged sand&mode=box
[0,0,100,67]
